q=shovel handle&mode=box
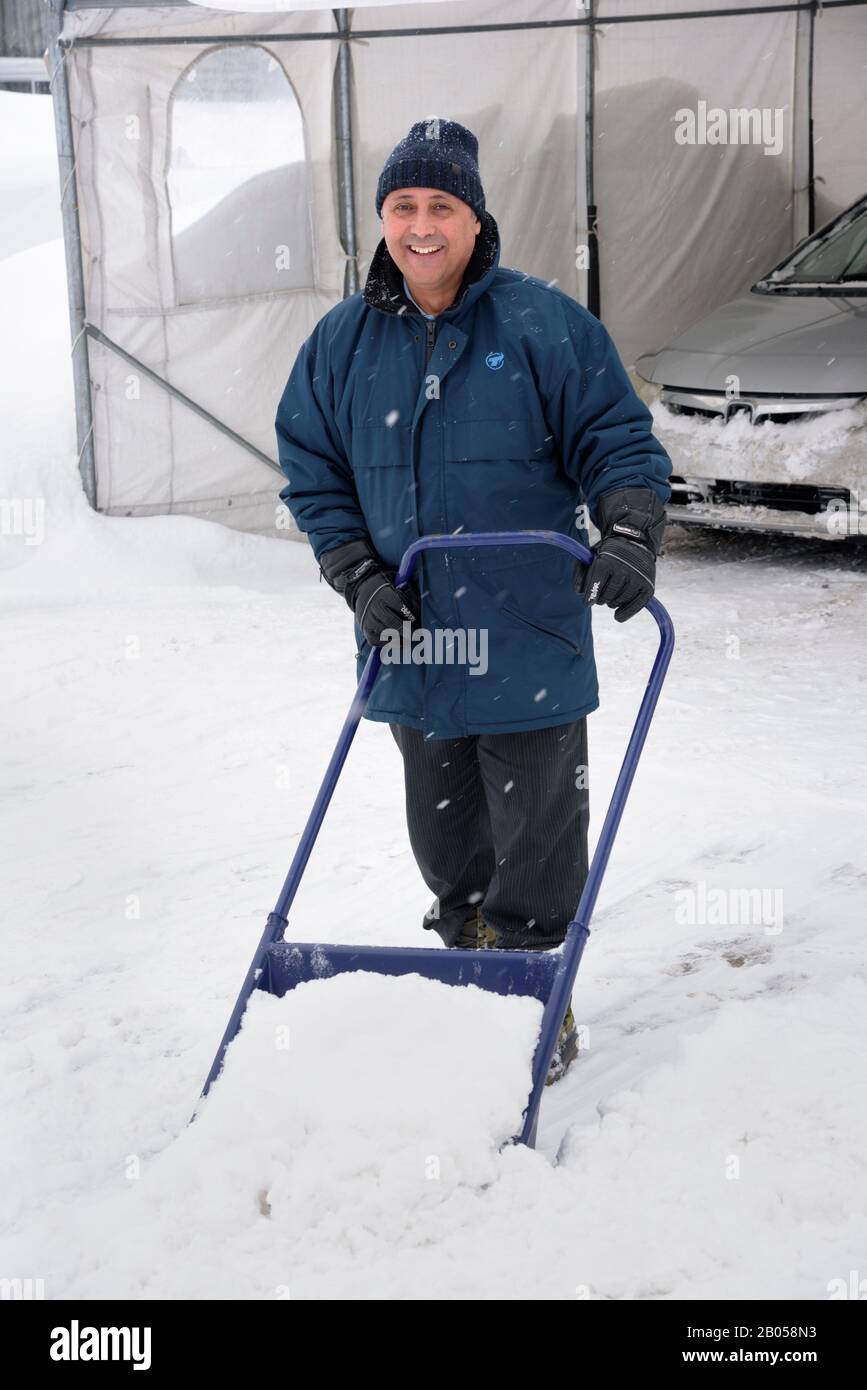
[197,530,674,1119]
[269,528,672,925]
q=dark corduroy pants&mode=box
[388,718,590,949]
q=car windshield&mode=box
[755,203,867,290]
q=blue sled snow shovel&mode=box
[196,530,674,1148]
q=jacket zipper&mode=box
[419,313,453,624]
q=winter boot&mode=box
[464,921,579,1083]
[545,1001,579,1086]
[452,904,497,949]
[518,936,580,1086]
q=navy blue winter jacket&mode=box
[275,211,671,737]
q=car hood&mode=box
[636,291,867,395]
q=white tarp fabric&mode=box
[187,0,458,10]
[58,0,866,535]
[812,6,867,223]
[594,3,798,368]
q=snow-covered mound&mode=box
[7,971,866,1299]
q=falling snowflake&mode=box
[436,798,450,810]
[533,688,547,702]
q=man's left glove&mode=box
[576,487,667,623]
[319,538,421,647]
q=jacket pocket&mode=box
[352,424,413,468]
[443,417,556,464]
[499,601,583,657]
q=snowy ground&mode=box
[2,92,866,1300]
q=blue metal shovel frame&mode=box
[196,530,675,1149]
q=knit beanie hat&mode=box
[376,118,485,220]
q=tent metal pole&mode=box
[792,0,815,245]
[66,2,864,47]
[46,0,97,510]
[575,3,587,309]
[333,8,359,298]
[807,0,817,234]
[585,0,600,320]
[83,324,282,475]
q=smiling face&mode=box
[381,187,481,313]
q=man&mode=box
[275,118,671,1083]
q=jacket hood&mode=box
[362,209,501,319]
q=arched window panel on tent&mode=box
[167,45,313,305]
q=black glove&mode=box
[319,538,421,647]
[576,487,666,623]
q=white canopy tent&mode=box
[43,0,866,536]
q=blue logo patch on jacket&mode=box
[485,350,505,370]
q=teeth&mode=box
[410,246,442,254]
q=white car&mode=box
[636,195,867,540]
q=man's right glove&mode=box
[576,487,667,623]
[319,538,421,648]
